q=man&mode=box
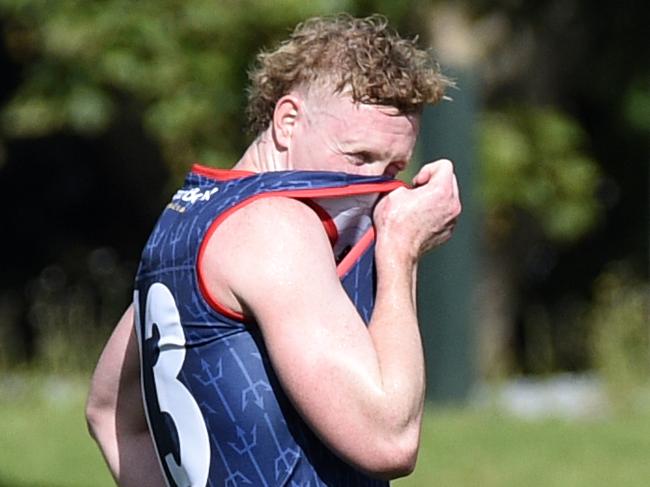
[86,14,460,486]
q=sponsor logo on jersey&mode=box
[172,187,219,204]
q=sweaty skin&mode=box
[86,90,461,483]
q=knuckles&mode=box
[423,158,453,173]
[452,199,462,218]
[435,158,454,171]
[414,159,455,184]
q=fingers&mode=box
[451,172,461,216]
[411,158,454,188]
[415,158,462,233]
[412,158,459,211]
[411,169,431,187]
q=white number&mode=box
[135,283,210,487]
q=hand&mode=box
[374,159,461,261]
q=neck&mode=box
[233,130,290,173]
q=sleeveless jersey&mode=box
[134,164,403,487]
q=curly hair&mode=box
[246,14,452,134]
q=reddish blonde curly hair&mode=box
[246,14,451,134]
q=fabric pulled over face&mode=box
[306,192,380,263]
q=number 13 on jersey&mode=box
[134,283,211,487]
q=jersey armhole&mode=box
[336,226,375,279]
[196,194,341,322]
[197,179,405,321]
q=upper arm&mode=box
[202,197,385,465]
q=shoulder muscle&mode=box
[202,196,340,318]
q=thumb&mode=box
[412,167,433,187]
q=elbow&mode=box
[379,434,419,479]
[361,428,420,480]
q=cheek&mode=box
[308,138,340,167]
[291,138,331,170]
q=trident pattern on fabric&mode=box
[134,166,402,486]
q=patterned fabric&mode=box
[134,166,402,486]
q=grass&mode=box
[0,374,113,487]
[396,408,650,487]
[2,374,650,487]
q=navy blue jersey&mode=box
[134,165,403,486]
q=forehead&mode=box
[308,94,419,151]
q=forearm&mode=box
[88,408,163,487]
[363,158,460,434]
[86,305,166,486]
[367,244,424,440]
[87,409,119,480]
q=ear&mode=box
[272,94,301,150]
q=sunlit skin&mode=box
[235,90,419,178]
[86,86,461,485]
[203,89,461,476]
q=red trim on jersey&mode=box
[192,164,255,180]
[336,226,376,278]
[301,199,339,245]
[197,179,406,322]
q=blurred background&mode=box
[0,0,647,486]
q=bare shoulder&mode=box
[212,196,335,270]
[224,196,330,245]
[201,196,338,317]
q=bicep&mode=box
[247,248,379,386]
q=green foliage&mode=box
[589,268,650,411]
[0,1,427,176]
[0,0,422,370]
[0,0,353,174]
[623,77,650,133]
[397,407,650,487]
[479,107,602,243]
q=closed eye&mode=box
[346,151,374,164]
